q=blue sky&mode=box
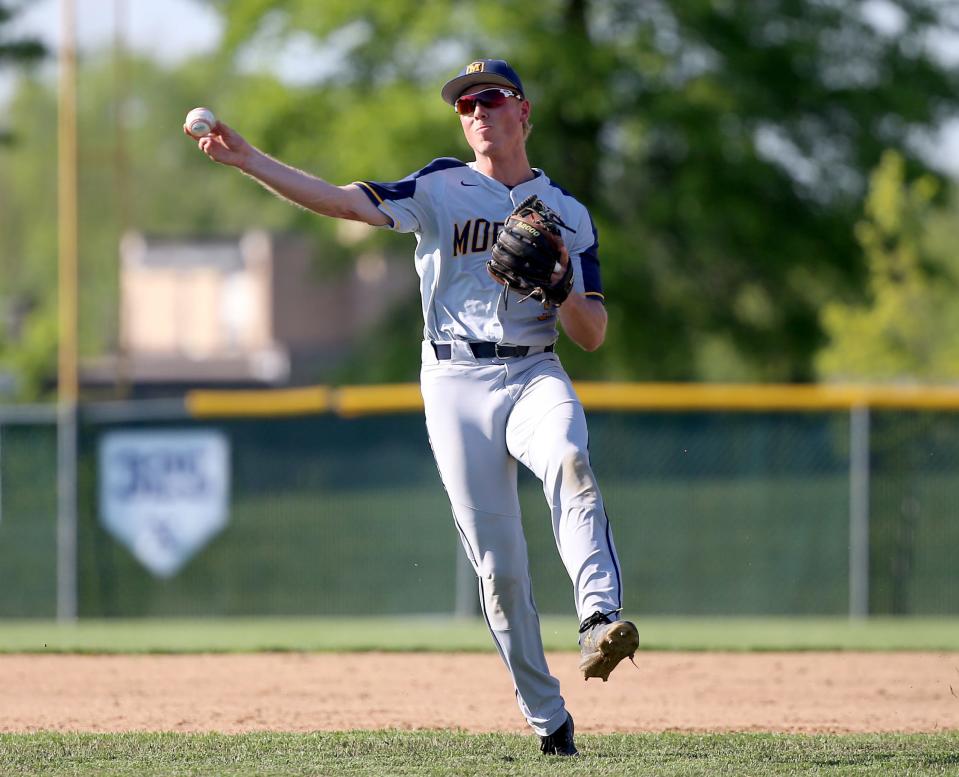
[0,0,220,104]
[9,0,222,64]
[1,0,358,100]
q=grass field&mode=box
[3,617,959,776]
[2,731,959,776]
[2,615,959,653]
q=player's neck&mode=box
[473,148,535,188]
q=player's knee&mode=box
[480,570,528,629]
[478,558,523,594]
[559,446,598,496]
[486,570,525,598]
[477,558,525,604]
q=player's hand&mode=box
[550,245,570,286]
[184,121,254,169]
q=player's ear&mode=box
[519,100,532,140]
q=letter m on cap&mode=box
[466,62,485,74]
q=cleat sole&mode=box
[579,620,639,681]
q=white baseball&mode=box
[185,107,216,138]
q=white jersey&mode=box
[357,157,625,738]
[356,158,603,348]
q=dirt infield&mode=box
[2,652,958,734]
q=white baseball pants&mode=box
[420,341,625,736]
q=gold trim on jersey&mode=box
[353,181,383,204]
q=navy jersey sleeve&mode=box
[355,158,467,234]
[354,177,426,234]
[570,208,603,302]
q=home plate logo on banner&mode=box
[99,430,230,577]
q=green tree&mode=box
[5,1,959,396]
[0,0,45,145]
[0,53,339,400]
[816,151,959,381]
[201,0,959,382]
[0,0,49,399]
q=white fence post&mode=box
[849,404,871,619]
[56,401,79,622]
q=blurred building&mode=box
[81,229,414,397]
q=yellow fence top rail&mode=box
[573,382,959,411]
[184,382,959,418]
[185,386,334,417]
[334,383,424,417]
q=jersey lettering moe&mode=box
[356,158,603,349]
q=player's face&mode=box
[456,82,530,157]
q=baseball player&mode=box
[186,58,638,756]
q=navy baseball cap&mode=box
[441,59,525,105]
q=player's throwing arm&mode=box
[182,106,387,226]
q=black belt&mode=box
[432,342,554,360]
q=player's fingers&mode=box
[550,247,570,284]
[199,134,236,165]
[214,121,238,145]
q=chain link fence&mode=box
[2,394,958,618]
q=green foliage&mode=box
[201,0,959,382]
[0,0,46,145]
[0,54,347,400]
[2,731,959,776]
[0,298,57,400]
[817,151,959,381]
[3,1,959,391]
[0,1,51,395]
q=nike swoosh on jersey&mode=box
[460,181,480,186]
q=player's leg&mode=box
[420,361,569,736]
[505,355,638,680]
[505,356,623,619]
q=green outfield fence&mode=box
[2,384,959,620]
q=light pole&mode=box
[57,0,79,622]
[113,0,131,398]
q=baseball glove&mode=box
[488,194,576,307]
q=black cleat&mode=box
[539,713,578,756]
